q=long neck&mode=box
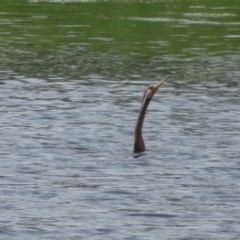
[134,97,151,152]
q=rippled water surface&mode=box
[0,1,240,239]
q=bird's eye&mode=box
[146,85,153,91]
[149,85,154,91]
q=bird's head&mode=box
[142,76,167,106]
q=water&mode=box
[0,1,240,239]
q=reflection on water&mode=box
[0,73,240,239]
[0,0,240,239]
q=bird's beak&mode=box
[152,76,168,94]
[146,76,168,98]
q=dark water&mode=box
[0,1,240,239]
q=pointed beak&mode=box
[145,76,168,99]
[141,76,167,109]
[152,76,168,95]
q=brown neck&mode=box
[134,97,151,152]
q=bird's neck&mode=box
[134,97,151,152]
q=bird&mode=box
[134,77,167,153]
